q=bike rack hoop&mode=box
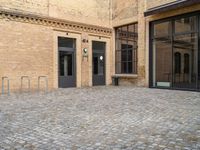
[20,76,31,93]
[2,76,10,95]
[38,76,48,93]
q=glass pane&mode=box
[121,43,127,50]
[128,62,132,73]
[184,54,190,74]
[128,24,134,33]
[93,41,105,50]
[128,45,132,49]
[121,41,128,50]
[59,53,73,76]
[173,33,198,89]
[67,54,73,76]
[59,54,64,76]
[121,62,127,73]
[133,49,137,74]
[93,56,98,75]
[99,55,104,75]
[128,50,133,61]
[154,21,171,37]
[93,53,104,75]
[174,52,181,74]
[175,16,197,34]
[121,26,128,38]
[128,24,134,39]
[128,40,134,49]
[58,37,75,48]
[154,39,172,87]
[121,50,127,62]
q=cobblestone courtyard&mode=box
[0,86,200,150]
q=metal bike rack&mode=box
[2,77,10,95]
[38,76,48,93]
[20,76,30,93]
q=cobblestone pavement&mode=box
[0,86,200,150]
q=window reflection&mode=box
[58,37,76,48]
[152,14,198,90]
[115,23,138,74]
[154,21,171,38]
[175,16,197,34]
[174,52,181,74]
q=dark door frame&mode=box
[92,41,106,86]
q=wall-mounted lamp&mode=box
[83,48,88,54]
[82,48,88,61]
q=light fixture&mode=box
[83,48,88,53]
[100,56,103,60]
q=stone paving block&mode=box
[0,87,199,149]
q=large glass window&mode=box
[151,13,199,90]
[115,23,138,74]
[153,21,172,87]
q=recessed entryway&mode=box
[92,41,106,86]
[58,37,76,88]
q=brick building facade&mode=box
[0,0,200,92]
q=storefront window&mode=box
[151,13,199,90]
[115,23,138,74]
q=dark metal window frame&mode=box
[144,0,200,17]
[115,23,138,74]
[149,10,200,91]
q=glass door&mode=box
[153,21,172,88]
[173,16,198,89]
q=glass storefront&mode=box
[150,12,200,90]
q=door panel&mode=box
[153,21,172,88]
[92,41,106,86]
[59,51,76,88]
[58,37,76,88]
[173,33,198,89]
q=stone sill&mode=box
[112,74,138,79]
